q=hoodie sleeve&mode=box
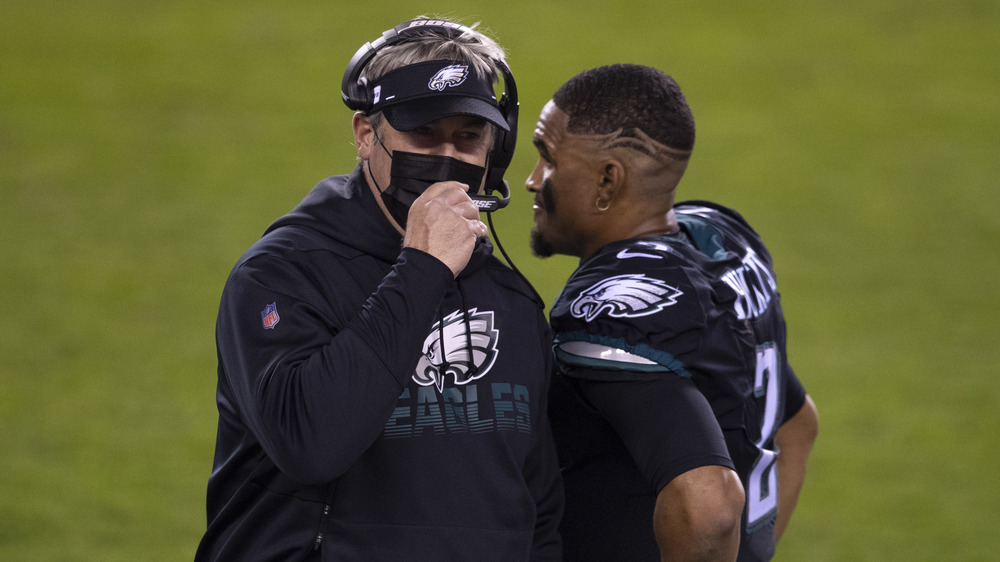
[216,247,452,485]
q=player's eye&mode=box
[532,139,553,164]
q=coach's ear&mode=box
[353,112,374,161]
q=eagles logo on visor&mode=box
[428,65,468,91]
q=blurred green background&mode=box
[2,1,998,560]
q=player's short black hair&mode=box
[553,64,695,153]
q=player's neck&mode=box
[619,208,679,241]
[581,210,678,261]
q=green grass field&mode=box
[3,1,998,559]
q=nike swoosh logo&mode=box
[617,249,661,259]
[616,243,671,260]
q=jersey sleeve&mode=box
[559,365,734,493]
[550,248,712,379]
[782,364,807,422]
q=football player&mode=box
[528,64,819,561]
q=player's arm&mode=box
[654,465,744,561]
[568,371,744,561]
[774,393,819,542]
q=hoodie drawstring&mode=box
[436,301,450,378]
[457,278,478,379]
[435,280,477,390]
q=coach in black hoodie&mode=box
[195,18,562,562]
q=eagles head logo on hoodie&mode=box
[415,308,499,392]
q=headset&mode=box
[340,18,517,211]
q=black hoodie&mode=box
[197,166,563,561]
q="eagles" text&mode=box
[383,383,532,438]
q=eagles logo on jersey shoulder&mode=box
[414,308,499,392]
[570,273,683,322]
[428,64,469,91]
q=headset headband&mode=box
[340,19,517,210]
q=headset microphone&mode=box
[470,185,510,211]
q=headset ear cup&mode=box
[348,77,370,111]
[342,40,376,111]
[482,59,517,199]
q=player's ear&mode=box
[353,112,374,160]
[597,159,626,203]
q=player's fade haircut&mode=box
[363,17,506,133]
[553,64,695,160]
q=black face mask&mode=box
[379,151,487,229]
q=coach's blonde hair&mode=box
[361,17,507,84]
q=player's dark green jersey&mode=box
[549,200,806,561]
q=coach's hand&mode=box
[403,181,488,277]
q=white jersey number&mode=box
[747,343,781,530]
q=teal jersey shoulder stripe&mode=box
[553,330,691,377]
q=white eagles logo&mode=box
[428,64,469,91]
[414,308,499,392]
[570,274,683,322]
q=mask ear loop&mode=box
[372,123,392,158]
[366,121,394,195]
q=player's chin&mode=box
[529,229,554,258]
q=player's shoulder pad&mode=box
[676,200,761,245]
[554,240,701,328]
[675,199,775,268]
[569,237,683,286]
[675,200,754,230]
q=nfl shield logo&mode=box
[261,302,280,330]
